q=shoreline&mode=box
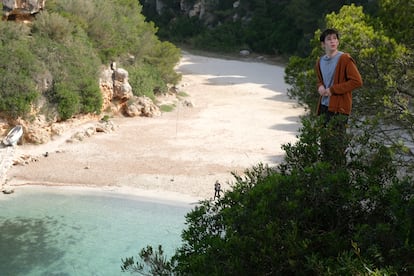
[1,184,201,206]
[2,52,304,202]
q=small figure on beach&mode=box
[214,180,222,200]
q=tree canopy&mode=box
[285,3,414,173]
[139,0,378,56]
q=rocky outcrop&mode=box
[150,0,243,25]
[124,96,161,117]
[113,68,133,100]
[0,1,174,146]
[66,120,116,143]
[99,64,160,118]
[0,63,164,145]
[2,0,46,21]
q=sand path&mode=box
[4,52,304,201]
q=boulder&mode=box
[99,66,115,111]
[2,0,46,20]
[124,96,161,117]
[239,49,250,56]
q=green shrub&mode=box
[124,115,411,273]
[55,84,80,120]
[31,11,74,42]
[177,91,189,98]
[0,22,41,118]
[193,21,245,53]
[144,41,182,85]
[128,64,165,99]
[159,104,175,112]
[159,16,206,43]
[31,11,102,118]
[169,117,412,275]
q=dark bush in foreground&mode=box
[123,118,414,275]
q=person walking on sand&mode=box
[214,180,222,200]
[315,28,362,166]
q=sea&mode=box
[0,186,192,275]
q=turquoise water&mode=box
[0,187,192,275]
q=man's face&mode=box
[322,34,339,53]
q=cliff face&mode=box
[145,0,244,26]
[1,0,162,145]
[2,0,46,21]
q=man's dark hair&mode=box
[320,28,340,42]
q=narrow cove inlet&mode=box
[0,52,304,275]
[0,186,192,275]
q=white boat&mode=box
[2,125,23,146]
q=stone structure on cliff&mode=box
[2,0,46,21]
[99,64,160,118]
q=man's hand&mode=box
[318,85,332,97]
[318,85,325,96]
[324,88,332,96]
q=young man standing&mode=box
[315,28,363,166]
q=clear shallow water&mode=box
[0,187,192,276]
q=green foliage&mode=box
[284,55,318,113]
[169,117,413,275]
[51,0,181,98]
[31,11,102,120]
[157,16,205,43]
[379,0,414,48]
[285,4,414,172]
[31,10,74,42]
[124,116,413,274]
[121,245,173,275]
[177,91,188,98]
[159,104,175,113]
[122,2,414,274]
[100,115,110,122]
[140,0,379,56]
[192,21,245,53]
[144,41,182,86]
[2,0,181,121]
[128,64,165,98]
[127,41,181,97]
[55,83,80,120]
[0,22,41,118]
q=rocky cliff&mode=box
[145,0,243,26]
[2,0,45,21]
[1,0,163,145]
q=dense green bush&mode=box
[181,120,412,275]
[285,4,414,173]
[31,11,102,119]
[0,22,40,118]
[123,117,413,274]
[158,16,205,44]
[55,83,80,121]
[192,21,245,53]
[128,63,165,98]
[127,39,181,97]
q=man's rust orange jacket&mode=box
[315,53,363,115]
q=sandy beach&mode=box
[3,52,304,202]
